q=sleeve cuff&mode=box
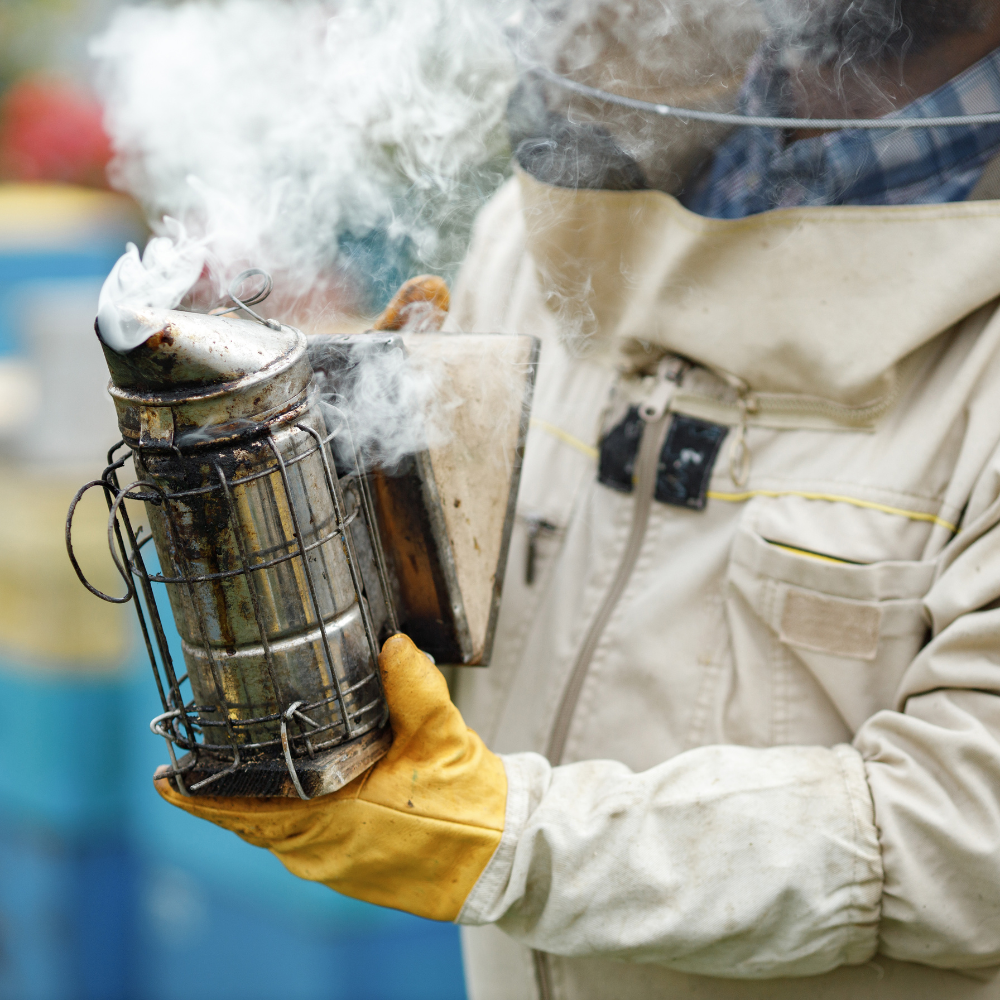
[456,744,883,979]
[833,743,884,966]
[456,751,550,926]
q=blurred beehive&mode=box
[0,185,144,673]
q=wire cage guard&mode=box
[66,269,537,800]
[67,400,398,801]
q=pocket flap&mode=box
[731,525,937,602]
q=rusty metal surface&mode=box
[170,724,393,798]
[68,307,395,799]
[99,305,301,390]
[101,308,314,454]
[134,406,385,753]
[68,294,537,796]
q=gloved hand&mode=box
[155,634,506,921]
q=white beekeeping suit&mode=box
[446,3,1000,998]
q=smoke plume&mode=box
[96,219,207,351]
[758,0,994,64]
[88,0,769,461]
[91,0,517,321]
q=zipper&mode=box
[533,950,554,1000]
[728,385,757,487]
[544,362,680,766]
[533,364,681,999]
[530,362,684,997]
[531,357,883,999]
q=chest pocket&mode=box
[727,523,936,738]
[511,419,596,597]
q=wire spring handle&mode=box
[228,268,282,331]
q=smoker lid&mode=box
[98,306,313,448]
[96,306,302,392]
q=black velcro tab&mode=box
[597,405,643,494]
[655,415,728,510]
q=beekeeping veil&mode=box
[507,0,766,194]
[506,0,1000,196]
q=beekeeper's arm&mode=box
[451,481,1000,978]
[158,457,1000,977]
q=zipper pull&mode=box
[525,515,557,585]
[639,356,688,422]
[700,363,757,488]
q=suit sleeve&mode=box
[458,492,1000,977]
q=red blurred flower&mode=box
[0,78,112,188]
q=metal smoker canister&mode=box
[80,305,395,798]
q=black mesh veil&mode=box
[505,0,1000,204]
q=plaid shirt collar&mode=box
[683,46,1000,219]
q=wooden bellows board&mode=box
[307,331,539,665]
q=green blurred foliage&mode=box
[0,0,79,90]
[0,0,171,94]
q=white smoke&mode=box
[88,0,763,467]
[318,345,458,470]
[510,0,760,83]
[90,0,517,324]
[96,218,207,351]
[89,0,769,332]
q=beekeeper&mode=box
[159,1,1000,998]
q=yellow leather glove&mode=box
[155,634,506,921]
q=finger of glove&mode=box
[153,772,348,841]
[378,633,457,754]
[372,632,507,827]
[152,634,450,831]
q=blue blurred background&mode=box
[0,4,469,997]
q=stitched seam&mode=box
[684,590,727,750]
[706,488,958,532]
[712,471,961,510]
[518,168,1000,228]
[774,639,790,747]
[712,473,963,515]
[762,578,779,745]
[530,417,599,459]
[456,753,536,925]
[354,797,504,833]
[839,747,865,959]
[835,746,881,964]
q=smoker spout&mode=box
[98,306,313,452]
[96,306,302,392]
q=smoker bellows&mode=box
[67,298,537,799]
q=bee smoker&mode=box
[67,292,399,799]
[67,272,539,800]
